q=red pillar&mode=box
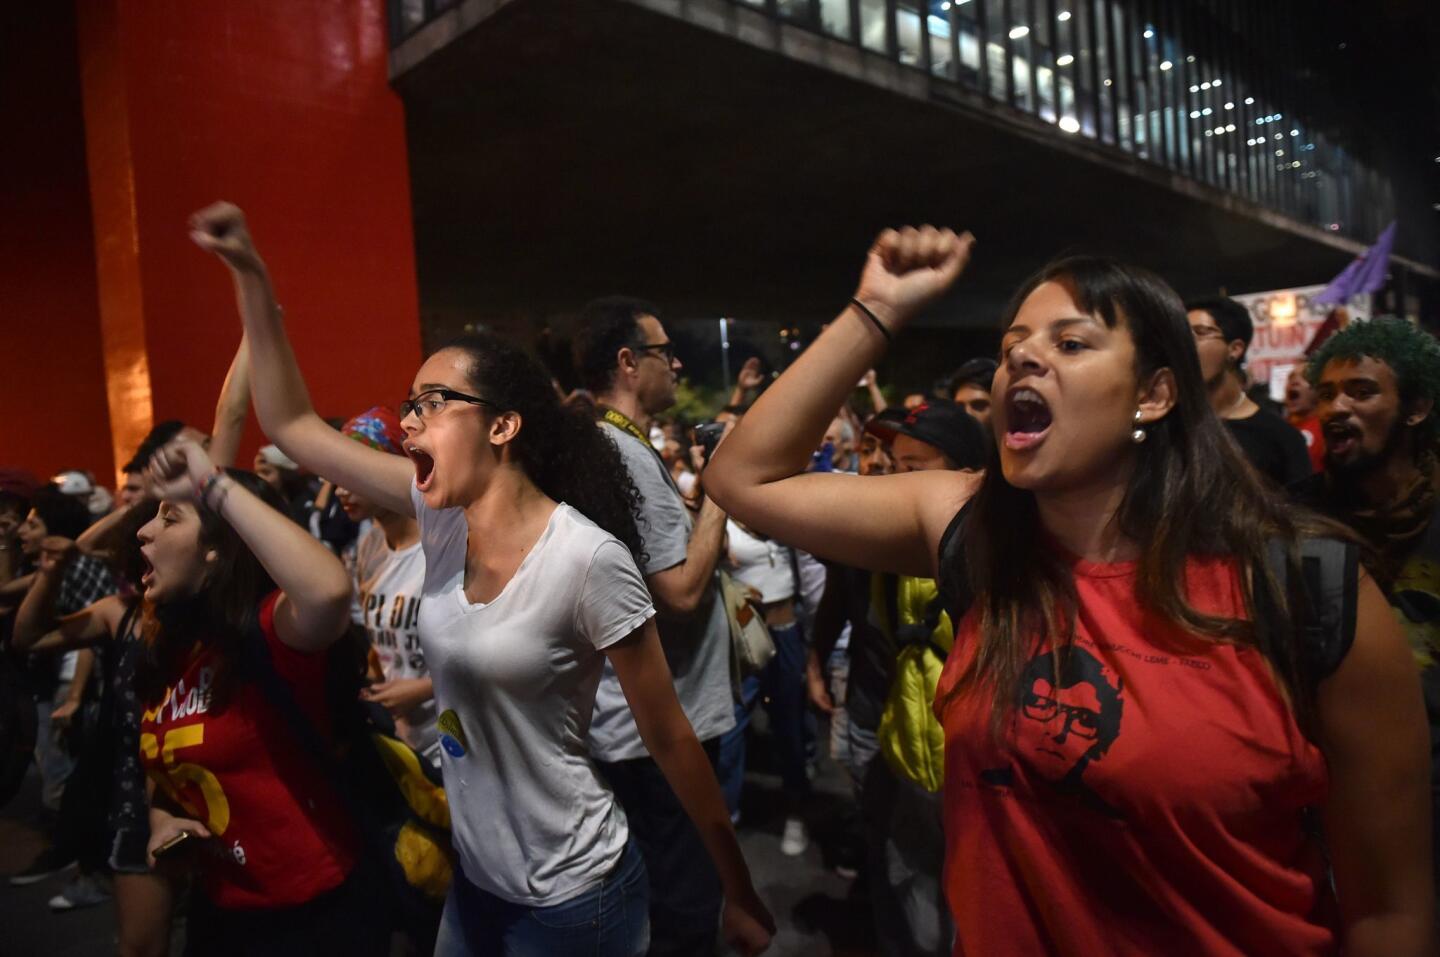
[75,0,423,480]
[0,2,114,484]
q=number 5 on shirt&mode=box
[141,725,231,835]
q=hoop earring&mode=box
[1131,410,1147,444]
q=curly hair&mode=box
[1306,317,1440,446]
[444,331,647,565]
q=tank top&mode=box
[935,554,1335,956]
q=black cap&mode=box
[865,399,988,470]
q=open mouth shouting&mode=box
[1323,420,1360,458]
[1005,387,1053,451]
[406,442,437,493]
[139,549,156,592]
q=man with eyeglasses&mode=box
[1186,295,1310,487]
[570,295,734,957]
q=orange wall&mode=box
[0,2,115,484]
[77,0,422,481]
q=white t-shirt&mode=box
[412,486,654,905]
[351,525,438,765]
[726,519,796,605]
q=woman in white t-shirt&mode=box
[719,519,812,856]
[192,202,774,957]
[334,407,441,766]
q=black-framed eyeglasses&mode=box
[400,388,495,421]
[1022,689,1101,741]
[633,340,676,363]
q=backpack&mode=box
[244,625,453,952]
[876,576,953,792]
[0,648,37,809]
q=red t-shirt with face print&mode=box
[139,592,357,910]
[935,555,1336,956]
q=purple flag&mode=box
[1314,222,1396,305]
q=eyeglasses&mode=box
[400,388,495,421]
[1022,689,1101,741]
[1189,324,1226,341]
[633,340,677,363]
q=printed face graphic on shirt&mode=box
[1012,645,1124,817]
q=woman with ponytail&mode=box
[189,202,773,957]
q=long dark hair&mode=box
[136,469,285,711]
[946,256,1342,733]
[445,332,646,564]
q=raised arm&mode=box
[189,202,414,516]
[149,439,352,654]
[727,357,766,409]
[705,227,978,577]
[17,593,127,655]
[861,368,888,413]
[13,537,81,648]
[1321,572,1435,955]
[207,333,250,469]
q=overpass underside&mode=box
[392,0,1378,350]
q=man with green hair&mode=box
[1294,316,1440,896]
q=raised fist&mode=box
[737,357,765,391]
[852,226,974,335]
[37,536,79,575]
[189,202,265,274]
[147,439,219,505]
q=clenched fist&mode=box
[189,202,266,275]
[852,226,974,336]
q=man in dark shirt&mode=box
[1186,295,1310,487]
[1290,316,1440,899]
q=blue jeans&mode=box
[595,741,722,956]
[434,841,649,957]
[718,622,811,815]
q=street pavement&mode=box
[0,717,878,957]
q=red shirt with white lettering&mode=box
[935,554,1336,956]
[140,592,357,910]
[1291,414,1326,474]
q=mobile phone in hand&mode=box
[153,831,196,860]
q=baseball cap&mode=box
[864,400,988,470]
[342,406,407,457]
[52,469,95,498]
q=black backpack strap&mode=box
[1260,536,1360,689]
[937,502,974,629]
[116,602,141,644]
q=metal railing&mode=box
[388,0,1395,245]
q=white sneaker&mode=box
[780,816,809,857]
[48,873,111,912]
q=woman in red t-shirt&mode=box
[133,441,384,956]
[706,226,1434,955]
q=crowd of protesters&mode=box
[0,203,1436,957]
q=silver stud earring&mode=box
[1131,410,1147,444]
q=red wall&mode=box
[78,0,423,479]
[0,3,115,484]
